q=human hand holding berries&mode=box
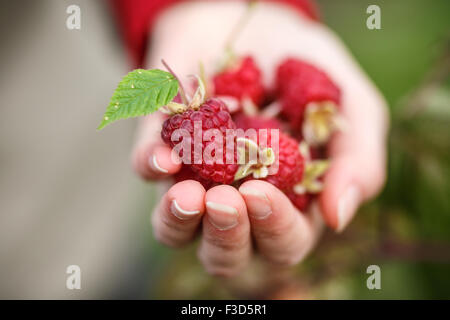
[126,2,388,276]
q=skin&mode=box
[132,2,389,277]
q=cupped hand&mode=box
[131,2,388,276]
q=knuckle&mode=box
[209,267,239,278]
[153,229,187,248]
[152,217,192,248]
[160,212,188,232]
[266,252,303,267]
[202,262,243,278]
[204,233,249,253]
[153,229,175,247]
[197,245,248,277]
[256,221,293,241]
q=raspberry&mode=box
[234,114,283,131]
[240,130,304,191]
[261,131,304,191]
[286,191,311,212]
[285,140,329,211]
[276,58,341,130]
[213,56,265,106]
[161,98,239,184]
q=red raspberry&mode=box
[161,98,239,184]
[286,191,311,212]
[213,56,265,106]
[264,132,304,190]
[283,141,329,212]
[234,114,283,131]
[276,58,341,129]
[245,131,304,191]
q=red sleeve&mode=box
[109,0,319,68]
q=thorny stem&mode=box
[161,59,189,105]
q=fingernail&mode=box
[206,201,239,230]
[337,184,361,233]
[149,154,168,173]
[170,200,200,220]
[239,187,272,220]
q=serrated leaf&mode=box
[97,69,178,130]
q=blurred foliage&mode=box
[319,0,450,107]
[139,0,450,299]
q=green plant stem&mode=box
[161,59,189,105]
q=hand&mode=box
[132,2,388,276]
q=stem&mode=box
[224,1,257,54]
[199,61,207,94]
[161,59,189,105]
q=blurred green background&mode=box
[133,0,450,300]
[320,0,450,299]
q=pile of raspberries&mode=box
[161,56,341,212]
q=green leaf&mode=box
[97,69,178,130]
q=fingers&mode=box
[132,114,182,180]
[258,23,388,233]
[198,185,252,277]
[133,143,181,180]
[151,180,206,247]
[239,180,324,266]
